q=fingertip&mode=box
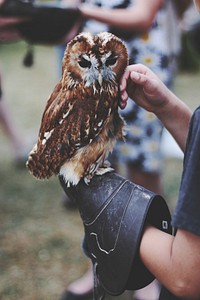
[119,101,126,109]
[119,83,124,93]
[120,67,131,86]
[120,74,126,89]
[119,91,128,109]
[121,90,128,100]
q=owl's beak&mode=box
[98,73,103,87]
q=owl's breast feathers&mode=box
[27,82,124,181]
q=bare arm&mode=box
[140,227,200,299]
[0,0,29,43]
[0,17,24,41]
[120,64,192,152]
[79,0,163,31]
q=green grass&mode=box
[0,42,89,300]
[0,41,199,300]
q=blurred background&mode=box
[0,31,200,300]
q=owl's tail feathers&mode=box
[26,145,54,180]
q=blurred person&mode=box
[0,3,29,164]
[0,0,26,41]
[178,1,200,72]
[0,74,26,163]
[58,1,192,300]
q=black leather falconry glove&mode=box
[59,172,172,300]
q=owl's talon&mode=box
[95,166,114,176]
[84,177,91,185]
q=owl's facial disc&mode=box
[77,51,117,88]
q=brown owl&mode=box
[27,32,128,186]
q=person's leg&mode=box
[0,73,28,163]
[0,100,24,158]
[60,265,93,300]
[67,266,94,295]
[134,281,160,300]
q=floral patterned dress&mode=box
[82,0,181,173]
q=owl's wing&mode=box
[27,83,115,179]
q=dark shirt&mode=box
[171,106,200,236]
[162,106,200,300]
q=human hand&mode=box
[120,64,192,152]
[0,16,26,41]
[119,64,171,114]
[0,16,25,41]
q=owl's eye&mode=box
[78,57,92,68]
[106,55,117,67]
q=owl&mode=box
[27,32,128,186]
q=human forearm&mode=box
[0,16,29,42]
[79,0,162,31]
[0,19,21,41]
[155,90,192,152]
[140,226,200,299]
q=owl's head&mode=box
[62,32,128,90]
